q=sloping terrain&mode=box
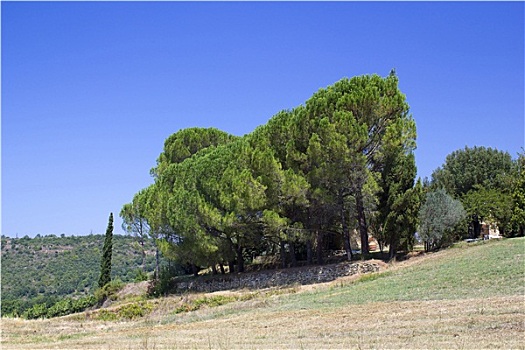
[1,234,157,315]
[2,238,524,349]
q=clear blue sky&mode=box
[2,2,523,237]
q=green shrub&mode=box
[46,299,73,318]
[147,266,178,297]
[95,279,124,304]
[133,269,149,282]
[72,295,97,312]
[174,295,237,314]
[96,309,118,321]
[117,301,153,320]
[23,303,47,319]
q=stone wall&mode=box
[173,261,381,294]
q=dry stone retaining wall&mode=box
[173,261,381,293]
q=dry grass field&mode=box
[2,238,524,349]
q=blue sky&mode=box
[2,2,524,237]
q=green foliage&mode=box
[116,301,154,320]
[98,213,114,289]
[376,141,421,258]
[418,189,466,251]
[44,295,97,318]
[147,265,179,297]
[95,309,119,321]
[431,146,521,239]
[431,146,514,197]
[1,234,157,318]
[23,302,47,319]
[510,152,525,237]
[133,269,149,282]
[20,294,98,319]
[152,127,238,178]
[174,295,241,314]
[462,187,513,236]
[94,279,124,305]
[45,298,74,318]
[91,301,154,321]
[120,190,151,271]
[124,72,418,273]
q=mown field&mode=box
[2,238,524,349]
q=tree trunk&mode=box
[236,244,245,273]
[316,231,324,265]
[289,241,297,267]
[219,263,225,275]
[306,239,313,265]
[140,239,146,272]
[211,264,218,275]
[155,247,160,278]
[472,215,481,238]
[280,240,287,268]
[355,191,369,257]
[341,202,353,261]
[191,264,199,277]
[228,261,235,274]
[388,240,396,260]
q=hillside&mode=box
[2,237,523,349]
[1,234,157,316]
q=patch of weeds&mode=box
[95,309,118,321]
[94,300,155,321]
[95,279,125,305]
[174,295,237,314]
[356,271,392,284]
[118,301,154,320]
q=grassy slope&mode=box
[2,238,524,349]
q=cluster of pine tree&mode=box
[121,72,421,274]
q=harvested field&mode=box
[2,238,524,349]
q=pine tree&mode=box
[98,213,114,288]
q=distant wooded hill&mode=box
[1,234,156,316]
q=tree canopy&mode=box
[431,146,514,197]
[122,72,420,274]
[98,213,114,288]
[431,146,522,238]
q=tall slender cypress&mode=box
[98,213,114,288]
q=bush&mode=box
[72,295,97,312]
[46,299,73,318]
[419,189,466,251]
[147,266,178,297]
[18,295,98,319]
[117,301,153,320]
[23,303,47,319]
[95,309,118,321]
[95,279,124,305]
[92,301,153,321]
[174,295,237,314]
[133,269,149,282]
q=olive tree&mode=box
[418,189,465,251]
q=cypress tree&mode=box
[98,213,114,288]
